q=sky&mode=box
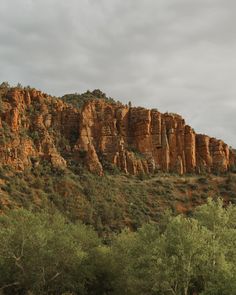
[0,0,235,147]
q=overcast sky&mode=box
[0,0,235,147]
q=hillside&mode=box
[1,161,236,235]
[0,82,236,234]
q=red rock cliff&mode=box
[0,87,235,175]
[0,88,79,170]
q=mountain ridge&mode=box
[0,83,235,176]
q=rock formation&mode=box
[0,87,79,170]
[0,86,235,175]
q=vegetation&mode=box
[61,89,121,109]
[0,199,236,294]
[0,81,236,294]
[1,162,236,235]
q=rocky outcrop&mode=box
[75,100,235,175]
[0,86,235,175]
[0,88,79,170]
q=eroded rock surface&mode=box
[0,87,235,175]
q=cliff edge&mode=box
[0,85,235,175]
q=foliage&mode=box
[1,157,236,234]
[61,89,120,109]
[0,209,101,295]
[109,199,236,295]
[0,200,236,294]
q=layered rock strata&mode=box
[0,87,235,175]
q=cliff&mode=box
[0,86,235,175]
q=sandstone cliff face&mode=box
[0,87,235,175]
[0,88,79,170]
[76,100,235,175]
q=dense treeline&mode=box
[0,199,236,295]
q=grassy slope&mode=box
[1,162,236,236]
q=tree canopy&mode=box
[0,199,236,295]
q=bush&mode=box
[197,177,208,184]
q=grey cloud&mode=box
[0,0,235,146]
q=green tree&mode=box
[194,198,236,294]
[110,228,139,295]
[155,216,210,295]
[0,209,101,295]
